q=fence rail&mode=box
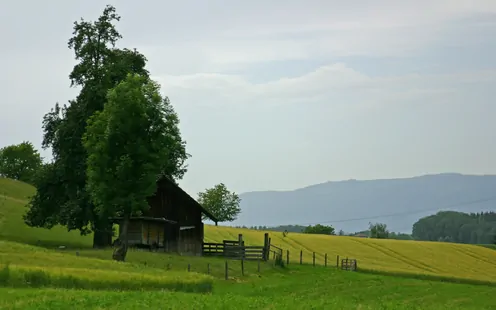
[269,244,283,260]
[202,242,265,260]
[341,258,357,271]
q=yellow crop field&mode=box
[205,225,496,282]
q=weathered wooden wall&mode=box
[143,178,204,255]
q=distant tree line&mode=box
[412,211,496,244]
[232,225,307,232]
[231,222,415,239]
[232,224,336,235]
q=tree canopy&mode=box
[303,224,335,235]
[0,141,43,184]
[412,211,496,244]
[198,183,241,222]
[23,5,176,248]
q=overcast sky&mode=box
[1,0,496,197]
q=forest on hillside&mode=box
[412,211,496,244]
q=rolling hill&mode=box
[1,177,496,283]
[235,173,496,233]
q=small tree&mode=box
[303,224,335,235]
[83,73,187,261]
[198,183,241,222]
[369,222,389,239]
[0,141,43,184]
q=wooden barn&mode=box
[110,177,218,255]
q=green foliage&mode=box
[23,163,64,230]
[24,5,152,246]
[83,73,187,219]
[369,222,389,239]
[388,232,413,240]
[198,183,241,222]
[303,224,335,235]
[0,142,42,184]
[412,211,496,244]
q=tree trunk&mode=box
[92,221,113,248]
[112,214,130,262]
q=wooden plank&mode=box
[223,246,264,250]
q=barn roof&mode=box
[158,176,219,224]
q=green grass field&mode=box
[1,177,496,309]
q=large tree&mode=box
[24,5,152,247]
[83,73,188,261]
[198,183,241,222]
[0,141,43,184]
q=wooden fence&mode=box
[264,247,358,271]
[202,243,265,260]
[341,258,357,271]
[270,244,283,260]
[202,233,269,261]
[201,233,358,271]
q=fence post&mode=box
[286,250,289,265]
[188,263,191,272]
[300,250,303,264]
[313,252,316,267]
[238,234,244,259]
[263,233,269,261]
[325,253,327,267]
[336,255,339,268]
[207,263,210,274]
[241,258,245,276]
[225,261,228,280]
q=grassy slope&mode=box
[1,177,496,283]
[0,178,92,248]
[0,262,495,309]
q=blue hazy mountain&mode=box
[232,173,496,233]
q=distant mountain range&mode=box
[232,173,496,233]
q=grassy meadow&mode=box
[1,177,496,309]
